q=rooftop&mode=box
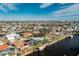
[0,44,9,52]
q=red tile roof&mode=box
[0,44,9,51]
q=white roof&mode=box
[6,33,20,43]
[32,37,44,41]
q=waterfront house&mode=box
[31,37,44,41]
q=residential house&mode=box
[5,33,20,43]
[20,31,32,38]
[0,40,9,51]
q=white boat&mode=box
[69,35,73,38]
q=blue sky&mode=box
[0,3,79,21]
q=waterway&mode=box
[27,35,79,56]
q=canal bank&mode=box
[27,35,79,56]
[42,35,79,56]
[27,35,72,56]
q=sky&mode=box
[0,3,79,21]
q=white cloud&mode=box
[0,5,8,12]
[47,4,79,21]
[2,3,17,10]
[40,3,53,8]
[51,4,79,17]
[40,3,66,9]
[0,3,17,12]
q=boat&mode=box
[69,35,73,38]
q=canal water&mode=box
[28,35,79,56]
